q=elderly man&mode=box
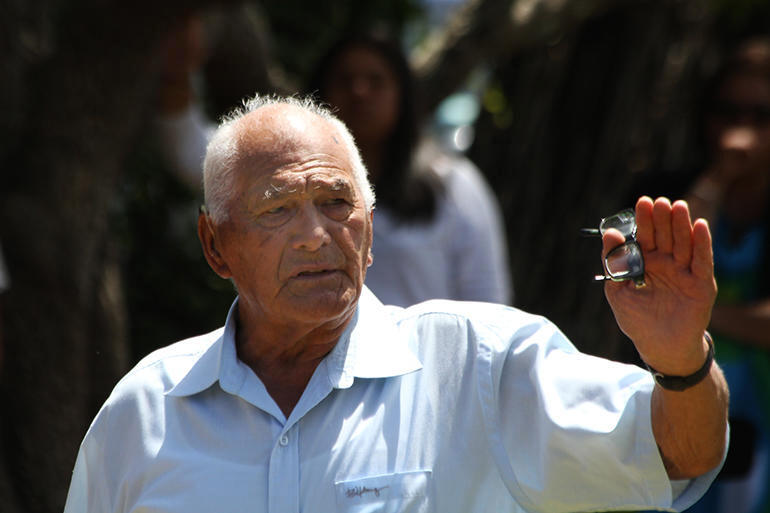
[65,95,728,513]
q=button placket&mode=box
[268,424,300,512]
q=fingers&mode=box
[635,196,655,251]
[601,227,626,257]
[691,218,715,280]
[671,200,693,267]
[634,196,714,277]
[636,196,694,253]
[653,198,674,253]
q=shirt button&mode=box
[279,435,289,446]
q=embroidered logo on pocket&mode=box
[335,470,432,513]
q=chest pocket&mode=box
[334,470,432,513]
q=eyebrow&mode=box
[327,178,353,193]
[257,177,355,202]
[262,183,291,201]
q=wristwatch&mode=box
[645,332,715,391]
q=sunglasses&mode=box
[580,209,646,288]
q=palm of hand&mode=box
[604,198,717,372]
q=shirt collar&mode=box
[166,287,422,397]
[324,286,422,389]
[165,299,238,397]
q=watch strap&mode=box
[645,332,715,392]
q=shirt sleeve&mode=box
[475,317,723,512]
[64,416,111,513]
[64,446,94,513]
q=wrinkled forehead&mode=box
[244,171,357,215]
[233,104,353,175]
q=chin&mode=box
[287,287,359,324]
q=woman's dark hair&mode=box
[306,33,441,223]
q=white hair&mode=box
[203,94,375,223]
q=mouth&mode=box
[292,268,341,280]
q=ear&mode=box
[366,210,374,267]
[198,210,232,279]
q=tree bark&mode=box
[412,0,645,113]
[0,2,245,511]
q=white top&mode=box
[366,143,512,306]
[64,287,721,513]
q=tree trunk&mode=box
[0,2,243,511]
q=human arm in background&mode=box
[708,300,770,346]
[154,14,214,190]
[603,196,729,479]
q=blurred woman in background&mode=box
[308,34,512,307]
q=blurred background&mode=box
[2,0,770,511]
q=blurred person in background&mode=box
[308,34,512,307]
[154,12,214,190]
[685,35,770,513]
[153,7,285,191]
[118,8,275,364]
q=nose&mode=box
[291,204,332,252]
[719,126,758,153]
[350,76,370,98]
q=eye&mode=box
[256,205,290,227]
[322,197,353,219]
[368,73,385,89]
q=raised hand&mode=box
[603,196,717,375]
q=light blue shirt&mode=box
[64,287,721,513]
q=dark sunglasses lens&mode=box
[605,241,644,279]
[600,209,636,238]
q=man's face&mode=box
[204,106,373,333]
[707,71,770,176]
[707,71,770,219]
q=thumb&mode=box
[601,227,627,258]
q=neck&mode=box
[234,306,352,417]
